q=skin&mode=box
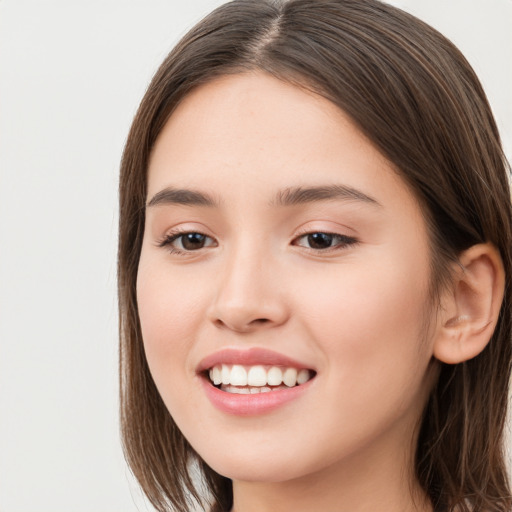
[137,72,439,512]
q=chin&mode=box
[196,441,330,484]
[209,460,306,483]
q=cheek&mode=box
[136,255,204,378]
[296,248,433,397]
[136,257,212,433]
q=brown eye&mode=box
[181,233,208,250]
[307,233,334,249]
[294,232,357,251]
[160,232,217,252]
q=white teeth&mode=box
[212,366,222,385]
[223,385,288,394]
[221,365,230,385]
[209,364,313,389]
[297,368,310,385]
[230,365,247,386]
[247,365,267,386]
[283,368,298,387]
[209,367,222,385]
[267,366,283,386]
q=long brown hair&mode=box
[118,1,512,511]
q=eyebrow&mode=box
[146,184,380,209]
[272,184,380,207]
[147,187,219,208]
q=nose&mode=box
[207,247,290,333]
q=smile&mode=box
[198,348,316,415]
[208,364,314,394]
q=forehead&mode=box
[147,72,420,217]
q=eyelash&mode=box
[292,231,358,252]
[157,229,358,255]
[157,229,216,256]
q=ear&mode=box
[433,243,505,364]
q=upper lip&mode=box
[197,347,314,373]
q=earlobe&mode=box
[433,243,505,364]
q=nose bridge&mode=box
[209,236,288,332]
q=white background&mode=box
[0,1,510,511]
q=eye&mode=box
[159,231,217,253]
[293,232,357,251]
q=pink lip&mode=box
[200,376,314,416]
[197,348,315,416]
[197,347,313,372]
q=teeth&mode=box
[267,366,283,386]
[230,365,247,386]
[283,368,298,387]
[212,366,222,385]
[223,384,288,394]
[208,364,313,389]
[221,365,230,385]
[297,368,310,385]
[247,365,267,386]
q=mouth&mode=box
[198,349,316,415]
[205,364,316,394]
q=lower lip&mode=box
[200,377,313,416]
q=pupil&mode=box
[182,233,205,250]
[308,233,333,249]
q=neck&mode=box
[232,466,432,512]
[230,427,433,512]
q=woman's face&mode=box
[137,72,439,483]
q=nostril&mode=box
[213,317,271,332]
[213,318,227,328]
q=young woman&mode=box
[118,1,512,511]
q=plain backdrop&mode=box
[0,1,510,511]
